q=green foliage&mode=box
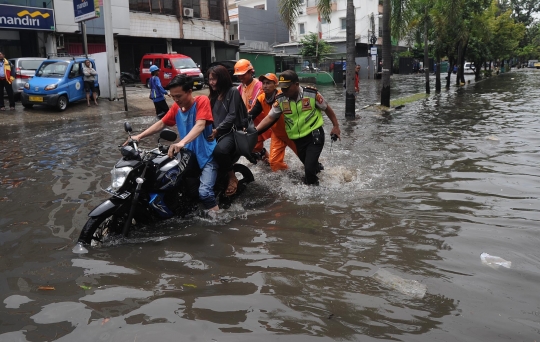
[299,33,334,61]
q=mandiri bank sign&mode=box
[0,4,55,31]
[73,0,102,23]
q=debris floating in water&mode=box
[486,135,500,141]
[372,268,427,299]
[480,252,511,269]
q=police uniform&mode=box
[267,85,328,185]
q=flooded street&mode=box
[1,69,539,341]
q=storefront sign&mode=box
[73,0,101,23]
[0,4,55,31]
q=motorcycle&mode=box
[75,122,255,248]
[120,67,140,84]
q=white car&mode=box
[464,62,476,74]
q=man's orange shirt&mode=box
[256,90,288,140]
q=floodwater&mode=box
[1,69,539,341]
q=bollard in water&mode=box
[122,81,128,111]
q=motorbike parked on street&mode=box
[120,67,140,84]
[75,122,254,248]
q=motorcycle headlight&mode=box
[199,72,203,78]
[111,166,132,191]
[45,84,58,91]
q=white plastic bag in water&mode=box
[372,269,427,299]
[480,252,511,269]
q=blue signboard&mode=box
[0,4,55,31]
[73,0,100,23]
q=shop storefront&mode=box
[0,4,55,58]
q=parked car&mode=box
[203,60,239,86]
[8,57,46,100]
[534,62,540,69]
[464,62,475,74]
[139,53,204,90]
[21,57,99,111]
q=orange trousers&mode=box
[268,132,298,172]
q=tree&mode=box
[278,0,356,118]
[299,33,334,62]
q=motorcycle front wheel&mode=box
[78,212,128,246]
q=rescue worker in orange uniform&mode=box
[233,59,271,160]
[248,73,297,171]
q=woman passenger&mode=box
[206,65,247,196]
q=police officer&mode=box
[255,70,341,185]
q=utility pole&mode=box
[81,21,88,56]
[103,0,117,100]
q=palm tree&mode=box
[278,0,356,118]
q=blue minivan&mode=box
[21,57,99,111]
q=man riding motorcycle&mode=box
[126,74,219,214]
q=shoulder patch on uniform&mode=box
[316,93,324,104]
[304,85,318,91]
[273,101,279,107]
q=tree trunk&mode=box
[381,0,391,107]
[424,11,430,94]
[456,42,463,86]
[460,43,467,84]
[435,54,441,92]
[446,56,453,89]
[345,0,356,118]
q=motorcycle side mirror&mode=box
[159,129,178,142]
[124,122,133,133]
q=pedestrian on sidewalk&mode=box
[83,59,99,107]
[0,51,16,111]
[148,65,169,119]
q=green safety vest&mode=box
[278,87,324,140]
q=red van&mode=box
[139,53,204,90]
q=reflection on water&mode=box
[1,70,540,341]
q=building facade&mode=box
[272,0,383,58]
[227,0,289,53]
[0,0,236,74]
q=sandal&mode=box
[225,175,239,196]
[0,107,5,111]
[10,107,15,110]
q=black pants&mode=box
[213,132,236,172]
[293,127,325,185]
[153,99,169,118]
[0,79,15,108]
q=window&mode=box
[142,59,153,68]
[340,18,346,30]
[129,0,174,15]
[208,0,222,20]
[69,63,80,78]
[153,59,162,68]
[164,59,172,69]
[299,23,305,35]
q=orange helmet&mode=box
[233,59,254,75]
